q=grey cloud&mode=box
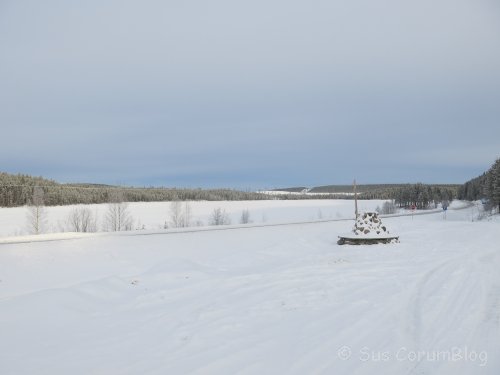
[1,0,499,187]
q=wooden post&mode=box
[353,179,358,218]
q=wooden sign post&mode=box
[353,179,358,218]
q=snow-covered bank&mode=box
[0,207,499,374]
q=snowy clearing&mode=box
[0,202,499,374]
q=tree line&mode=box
[457,158,500,211]
[0,173,270,207]
[0,173,354,207]
[309,183,459,202]
[0,172,461,209]
[392,184,456,209]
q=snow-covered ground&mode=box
[1,201,499,374]
[0,199,385,238]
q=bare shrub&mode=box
[210,207,231,226]
[379,201,397,215]
[67,207,97,232]
[104,191,133,231]
[169,201,192,228]
[240,209,251,224]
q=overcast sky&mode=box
[1,0,499,188]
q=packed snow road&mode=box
[0,210,499,374]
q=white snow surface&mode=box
[1,201,499,374]
[0,199,385,238]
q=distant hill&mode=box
[309,183,460,196]
[309,184,388,194]
[309,183,459,194]
[274,183,460,205]
[271,187,308,193]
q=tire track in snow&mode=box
[404,252,490,374]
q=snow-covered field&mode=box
[0,199,386,238]
[1,201,499,374]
